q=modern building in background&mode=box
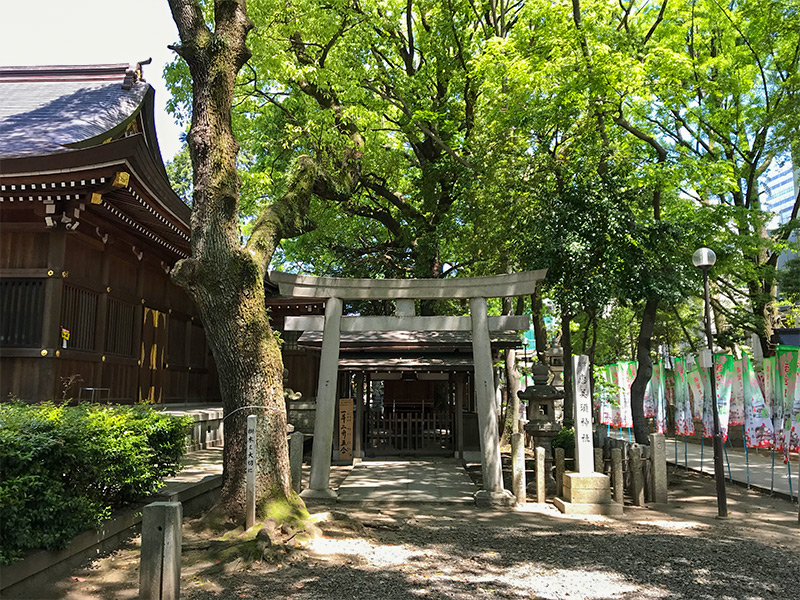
[761,157,798,228]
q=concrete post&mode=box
[611,447,624,504]
[290,431,305,493]
[554,447,565,498]
[597,425,607,452]
[649,433,668,504]
[470,297,509,504]
[304,297,342,498]
[630,443,644,506]
[245,415,256,529]
[594,448,604,474]
[139,502,182,600]
[511,433,526,504]
[535,446,546,503]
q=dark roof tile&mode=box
[0,65,148,158]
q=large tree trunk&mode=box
[530,280,548,363]
[629,299,659,444]
[167,0,297,521]
[501,348,522,440]
[561,309,574,428]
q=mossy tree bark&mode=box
[166,0,361,521]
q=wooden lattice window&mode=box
[282,330,301,351]
[61,285,98,351]
[105,298,135,356]
[0,279,45,347]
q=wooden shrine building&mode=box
[0,63,218,404]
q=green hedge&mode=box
[0,402,192,564]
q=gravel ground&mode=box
[179,466,799,600]
[14,467,800,600]
[181,506,798,600]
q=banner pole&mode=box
[743,425,750,489]
[723,442,732,481]
[700,436,704,472]
[684,434,688,469]
[770,447,776,494]
[674,433,678,466]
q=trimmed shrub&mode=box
[0,402,191,564]
[552,426,575,458]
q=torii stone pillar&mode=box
[302,297,342,499]
[471,297,514,506]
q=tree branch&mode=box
[643,0,668,45]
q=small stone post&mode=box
[554,447,565,498]
[290,431,305,493]
[649,433,668,504]
[597,425,607,452]
[630,443,644,506]
[535,446,546,503]
[594,448,604,474]
[511,433,526,504]
[139,502,182,600]
[246,414,257,529]
[642,445,653,503]
[611,447,623,504]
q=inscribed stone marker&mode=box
[573,355,594,475]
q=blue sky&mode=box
[1,0,185,160]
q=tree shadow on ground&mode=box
[181,503,799,600]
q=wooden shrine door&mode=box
[138,307,167,403]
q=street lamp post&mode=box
[692,247,728,518]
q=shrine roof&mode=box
[0,63,152,159]
[297,330,522,351]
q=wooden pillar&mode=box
[365,371,372,453]
[133,258,145,401]
[354,371,364,459]
[303,296,342,498]
[41,230,66,400]
[94,247,111,391]
[183,317,192,402]
[455,372,465,459]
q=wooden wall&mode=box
[1,225,218,404]
[283,348,320,401]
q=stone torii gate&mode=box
[268,269,546,506]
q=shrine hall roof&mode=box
[0,63,152,159]
[297,330,523,351]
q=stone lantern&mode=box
[519,362,564,494]
[545,344,564,388]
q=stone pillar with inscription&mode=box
[554,355,622,516]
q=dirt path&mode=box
[10,467,799,600]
